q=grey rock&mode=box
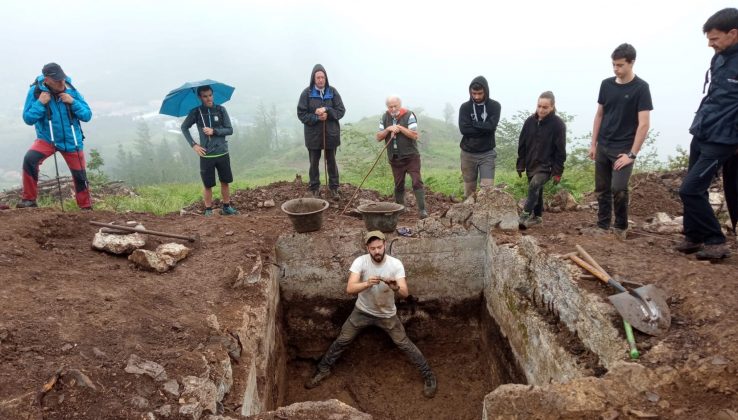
[263,199,275,208]
[130,396,149,409]
[156,243,191,263]
[92,347,107,358]
[129,249,176,273]
[61,343,73,352]
[124,354,167,381]
[711,355,729,365]
[206,314,220,331]
[163,379,180,397]
[179,402,203,419]
[92,231,146,255]
[155,404,172,418]
[181,375,219,416]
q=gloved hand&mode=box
[553,175,561,185]
[517,170,523,178]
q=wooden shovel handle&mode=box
[569,254,610,285]
[575,244,608,276]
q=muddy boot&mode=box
[463,182,476,201]
[675,240,703,254]
[304,369,331,389]
[394,191,406,213]
[16,199,38,208]
[414,189,428,219]
[423,373,437,398]
[695,243,730,261]
[330,189,341,201]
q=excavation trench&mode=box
[250,229,626,419]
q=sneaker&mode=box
[612,228,628,241]
[523,216,542,228]
[330,189,341,201]
[221,204,239,216]
[304,369,331,389]
[16,200,38,208]
[204,208,214,216]
[695,243,730,261]
[423,374,437,398]
[418,209,429,219]
[675,240,703,254]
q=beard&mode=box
[371,251,385,263]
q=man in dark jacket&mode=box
[19,63,93,209]
[677,8,738,260]
[458,76,501,199]
[516,91,566,228]
[376,95,427,218]
[181,85,237,216]
[297,64,346,199]
[589,43,653,240]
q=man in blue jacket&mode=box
[678,8,738,261]
[19,63,93,209]
[297,64,345,199]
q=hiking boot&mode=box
[695,243,730,261]
[304,369,331,389]
[310,190,320,198]
[16,200,38,208]
[414,189,427,220]
[675,240,703,254]
[203,208,214,216]
[418,209,429,219]
[330,189,341,201]
[221,204,239,216]
[523,216,542,228]
[612,228,628,241]
[423,374,437,398]
[518,212,531,226]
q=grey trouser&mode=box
[460,148,497,186]
[595,143,633,230]
[317,308,433,379]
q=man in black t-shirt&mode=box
[589,43,653,239]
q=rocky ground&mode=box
[0,173,737,419]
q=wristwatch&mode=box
[627,151,637,159]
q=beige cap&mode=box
[364,230,386,244]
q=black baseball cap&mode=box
[42,63,66,81]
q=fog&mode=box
[0,0,731,179]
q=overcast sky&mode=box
[0,0,732,156]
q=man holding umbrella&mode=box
[162,81,236,216]
[297,64,346,199]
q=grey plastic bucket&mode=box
[357,202,405,233]
[281,198,330,233]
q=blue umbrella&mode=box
[159,79,235,117]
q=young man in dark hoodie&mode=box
[297,64,346,199]
[677,8,738,261]
[458,76,502,199]
[376,95,428,218]
[589,43,653,240]
[516,91,567,228]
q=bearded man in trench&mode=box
[304,230,437,398]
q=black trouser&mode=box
[308,148,339,192]
[595,144,634,230]
[524,172,550,217]
[679,137,736,245]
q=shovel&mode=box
[569,252,670,336]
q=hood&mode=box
[34,75,74,92]
[469,75,489,102]
[309,64,329,89]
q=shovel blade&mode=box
[608,285,671,336]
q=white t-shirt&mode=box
[349,254,406,318]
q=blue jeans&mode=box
[679,138,736,245]
[317,308,433,379]
[524,172,550,217]
[595,144,634,230]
